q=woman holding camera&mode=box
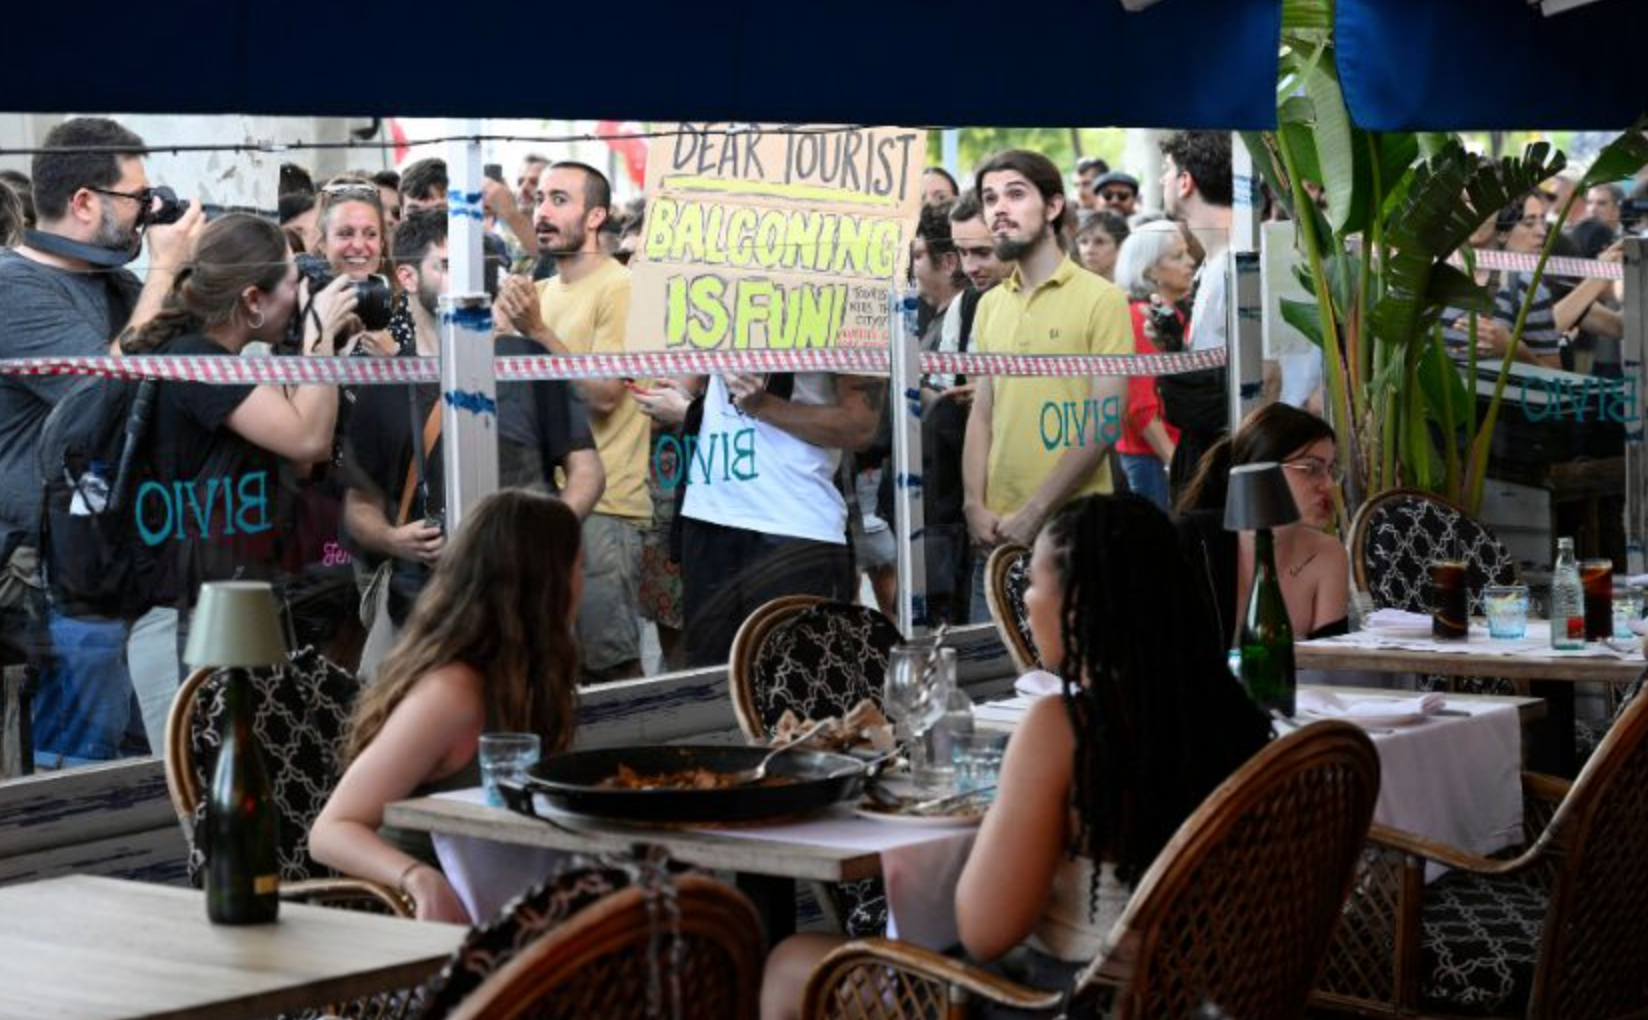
[1112,220,1195,510]
[120,212,356,748]
[315,178,398,357]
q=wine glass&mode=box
[884,645,951,789]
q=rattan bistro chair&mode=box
[729,596,903,937]
[983,544,1040,674]
[444,874,764,1020]
[162,648,408,916]
[1313,665,1648,1020]
[802,721,1381,1020]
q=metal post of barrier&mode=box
[440,121,500,535]
[889,290,928,635]
[1624,236,1646,574]
[1228,133,1265,426]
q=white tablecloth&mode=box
[428,788,975,946]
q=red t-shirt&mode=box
[1117,301,1184,456]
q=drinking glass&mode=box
[883,644,953,791]
[951,731,1007,795]
[1614,587,1645,640]
[1484,584,1529,640]
[479,733,541,808]
[1428,560,1469,640]
[1581,559,1614,641]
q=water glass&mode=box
[478,733,541,808]
[1614,587,1646,640]
[951,730,1007,795]
[884,644,955,793]
[1484,584,1530,640]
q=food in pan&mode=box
[598,764,796,791]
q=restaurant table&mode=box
[0,874,464,1020]
[385,788,978,947]
[1299,618,1643,774]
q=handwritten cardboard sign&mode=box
[626,124,925,353]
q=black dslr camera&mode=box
[142,186,191,227]
[293,252,394,332]
[1146,299,1186,353]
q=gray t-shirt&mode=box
[0,249,140,544]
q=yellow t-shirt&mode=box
[536,258,650,521]
[972,257,1133,518]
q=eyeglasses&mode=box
[1282,456,1343,485]
[89,185,154,207]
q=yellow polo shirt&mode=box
[972,257,1133,518]
[536,258,650,521]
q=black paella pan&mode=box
[506,744,872,823]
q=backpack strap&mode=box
[397,393,442,526]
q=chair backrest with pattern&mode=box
[1529,684,1648,1020]
[413,865,636,1020]
[1085,721,1380,1020]
[444,874,763,1020]
[985,544,1040,674]
[1350,489,1518,616]
[730,598,903,741]
[165,647,361,886]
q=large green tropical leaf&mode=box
[1279,298,1325,348]
[1579,116,1648,189]
[1300,52,1359,236]
[1368,140,1564,359]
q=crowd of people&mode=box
[0,115,1635,779]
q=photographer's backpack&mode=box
[37,377,159,619]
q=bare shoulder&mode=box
[404,662,486,723]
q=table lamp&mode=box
[1225,463,1301,717]
[185,581,286,925]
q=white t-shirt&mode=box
[681,373,846,544]
[1187,249,1229,353]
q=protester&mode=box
[313,178,397,357]
[1092,170,1139,219]
[1175,402,1350,644]
[516,153,550,212]
[1493,193,1621,370]
[962,150,1130,623]
[0,169,34,233]
[278,190,319,254]
[312,489,583,924]
[0,117,203,765]
[922,166,959,207]
[118,213,354,749]
[371,168,402,228]
[1584,182,1624,236]
[760,494,1272,1018]
[0,178,20,248]
[1074,156,1110,212]
[1074,209,1128,281]
[495,162,650,682]
[949,189,1011,293]
[343,211,602,679]
[1112,220,1195,510]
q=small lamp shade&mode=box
[1224,462,1301,532]
[184,582,287,668]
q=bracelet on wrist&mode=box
[396,860,426,895]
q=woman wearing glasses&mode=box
[1175,402,1349,643]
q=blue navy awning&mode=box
[1,0,1282,129]
[1337,0,1648,131]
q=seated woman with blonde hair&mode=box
[311,489,583,922]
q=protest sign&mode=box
[626,124,926,353]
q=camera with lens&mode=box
[423,509,446,536]
[142,185,191,227]
[293,252,393,332]
[1146,299,1186,353]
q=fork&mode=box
[728,719,832,786]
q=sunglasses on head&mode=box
[319,182,384,206]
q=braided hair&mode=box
[1040,494,1272,892]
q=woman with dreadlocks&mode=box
[760,495,1270,1018]
[952,493,1273,991]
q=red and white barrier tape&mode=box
[0,346,1227,387]
[1453,246,1622,281]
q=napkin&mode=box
[1014,670,1063,698]
[1363,609,1436,631]
[1297,689,1446,719]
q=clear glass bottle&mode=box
[1550,537,1585,651]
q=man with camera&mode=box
[342,211,604,678]
[0,117,202,763]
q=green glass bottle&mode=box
[1239,528,1296,717]
[204,669,280,925]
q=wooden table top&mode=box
[0,875,464,1020]
[384,794,889,884]
[1298,639,1643,684]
